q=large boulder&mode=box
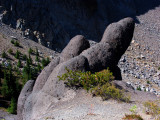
[18,17,135,120]
[17,80,35,120]
[23,55,90,120]
[101,17,135,65]
[81,17,134,72]
[81,43,113,72]
[60,35,90,63]
[33,57,60,92]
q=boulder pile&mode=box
[17,17,135,120]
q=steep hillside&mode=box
[0,0,159,50]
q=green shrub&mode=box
[36,48,39,56]
[15,50,20,59]
[14,41,20,47]
[147,81,150,84]
[130,105,137,114]
[8,49,13,54]
[123,114,143,120]
[17,59,22,68]
[28,48,33,55]
[136,86,141,91]
[2,51,7,58]
[144,101,160,119]
[41,57,50,68]
[7,97,17,114]
[11,39,15,44]
[22,54,27,61]
[58,68,129,102]
[35,55,39,62]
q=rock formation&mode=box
[0,0,159,50]
[17,17,136,120]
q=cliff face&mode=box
[0,0,159,50]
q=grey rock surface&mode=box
[60,35,90,63]
[16,17,150,120]
[23,55,90,120]
[101,17,135,65]
[33,57,60,92]
[17,80,35,120]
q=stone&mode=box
[17,80,35,120]
[60,35,90,63]
[32,57,60,92]
[23,55,90,120]
[17,17,136,119]
[101,17,135,63]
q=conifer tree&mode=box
[7,97,17,114]
[22,54,27,61]
[28,48,33,55]
[37,63,41,72]
[28,54,32,65]
[15,50,20,59]
[35,55,39,62]
[2,51,7,58]
[1,68,9,98]
[36,47,39,56]
[17,59,22,68]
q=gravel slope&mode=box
[119,5,160,96]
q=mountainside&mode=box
[0,0,159,50]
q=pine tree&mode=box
[41,58,46,68]
[2,51,7,58]
[17,59,22,68]
[28,48,33,55]
[1,63,17,99]
[1,68,9,98]
[14,41,20,47]
[15,50,20,59]
[7,97,17,114]
[35,55,39,62]
[46,57,50,65]
[37,63,41,72]
[29,54,33,65]
[22,54,27,61]
[8,49,13,54]
[36,47,39,56]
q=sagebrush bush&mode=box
[8,49,13,54]
[144,101,160,119]
[58,68,129,102]
[14,41,20,47]
[123,114,143,120]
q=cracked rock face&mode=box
[17,17,135,120]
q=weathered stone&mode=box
[33,57,60,92]
[23,55,90,119]
[81,43,114,72]
[17,80,35,120]
[101,17,135,64]
[60,35,90,63]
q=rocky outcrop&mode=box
[17,80,35,120]
[17,17,136,120]
[32,57,60,92]
[0,0,159,50]
[60,35,90,63]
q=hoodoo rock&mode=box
[18,17,136,120]
[33,57,60,92]
[101,17,135,65]
[60,35,90,63]
[17,80,35,120]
